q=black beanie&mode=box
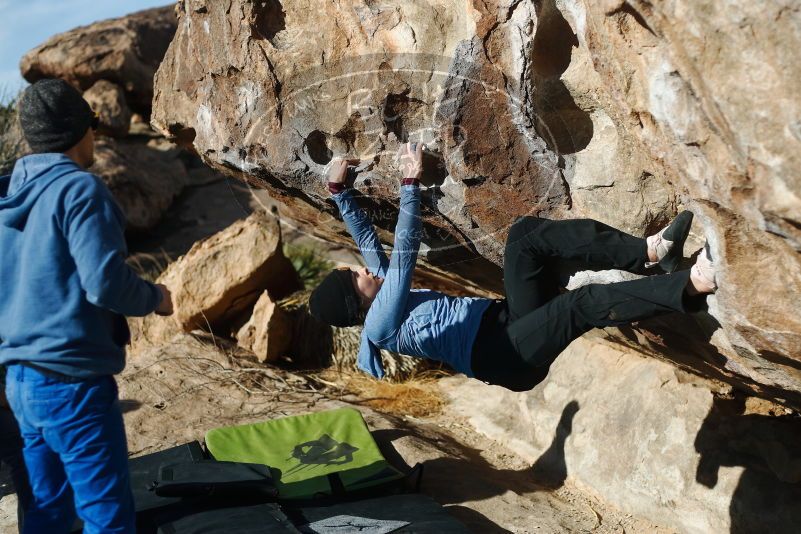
[309,269,362,327]
[19,79,94,154]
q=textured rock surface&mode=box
[554,0,801,408]
[152,0,570,275]
[152,0,801,405]
[91,137,188,232]
[442,336,801,534]
[156,211,302,333]
[83,80,132,138]
[21,6,177,114]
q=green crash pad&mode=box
[205,407,405,501]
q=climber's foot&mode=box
[646,210,694,273]
[688,242,718,294]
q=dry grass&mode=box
[133,299,448,418]
[316,368,447,418]
[126,328,326,411]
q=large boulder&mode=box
[442,335,801,534]
[21,5,177,115]
[151,0,801,405]
[18,5,206,236]
[91,137,188,232]
[553,0,801,404]
[151,0,572,269]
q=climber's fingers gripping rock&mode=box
[327,158,361,185]
[395,142,424,181]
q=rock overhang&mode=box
[152,0,801,407]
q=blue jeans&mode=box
[4,365,135,534]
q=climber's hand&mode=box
[327,158,360,185]
[155,284,174,316]
[396,142,424,181]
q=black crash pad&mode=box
[292,494,468,533]
[155,503,299,534]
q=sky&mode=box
[0,0,171,101]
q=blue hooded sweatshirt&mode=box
[0,154,162,378]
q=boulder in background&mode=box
[83,80,132,138]
[20,5,177,115]
[91,137,188,232]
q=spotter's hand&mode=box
[155,284,174,316]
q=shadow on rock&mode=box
[443,505,514,534]
[119,399,143,414]
[530,400,579,489]
[530,0,593,155]
[695,395,801,534]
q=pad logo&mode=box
[286,434,359,475]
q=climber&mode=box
[0,79,174,533]
[309,142,717,392]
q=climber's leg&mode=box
[472,271,696,391]
[503,216,648,319]
[510,270,692,370]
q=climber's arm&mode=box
[363,143,424,343]
[362,184,422,342]
[328,159,390,277]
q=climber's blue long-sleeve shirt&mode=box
[0,154,162,378]
[332,185,491,379]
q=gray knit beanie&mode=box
[309,269,363,327]
[19,79,94,154]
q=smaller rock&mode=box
[235,291,293,363]
[157,212,303,334]
[83,80,132,138]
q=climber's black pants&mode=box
[470,216,693,392]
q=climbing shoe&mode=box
[646,210,694,273]
[691,241,718,293]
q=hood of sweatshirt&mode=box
[0,153,80,231]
